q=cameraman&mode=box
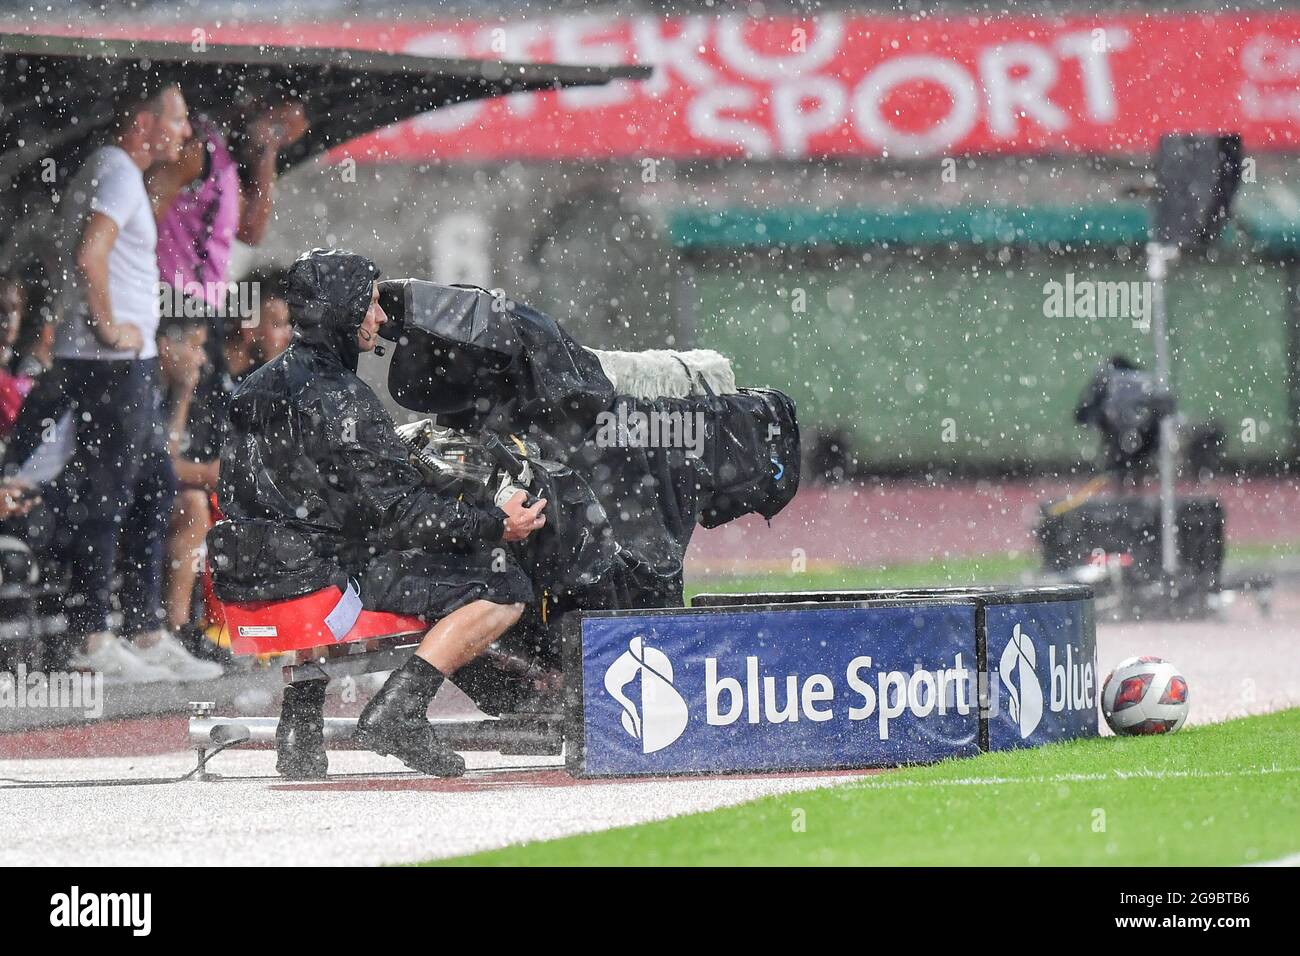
[209,249,546,779]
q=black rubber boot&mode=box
[276,679,329,780]
[355,656,466,777]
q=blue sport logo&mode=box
[603,636,689,754]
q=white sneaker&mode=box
[129,630,225,683]
[71,634,173,685]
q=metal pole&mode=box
[1284,258,1300,462]
[1146,242,1179,576]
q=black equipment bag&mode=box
[1037,496,1224,588]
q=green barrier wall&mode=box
[688,256,1290,468]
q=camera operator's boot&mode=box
[276,679,329,780]
[355,656,465,777]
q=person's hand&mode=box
[501,491,547,542]
[246,113,280,152]
[247,102,309,152]
[106,323,143,353]
[0,482,37,519]
[272,102,310,145]
[176,348,204,395]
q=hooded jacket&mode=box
[207,249,507,603]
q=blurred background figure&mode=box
[0,480,37,521]
[153,266,291,667]
[0,275,34,441]
[1075,355,1176,493]
[223,266,293,381]
[144,94,303,671]
[149,97,308,308]
[156,311,224,679]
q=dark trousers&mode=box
[19,359,177,638]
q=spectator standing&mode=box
[26,75,206,683]
[149,98,308,307]
[144,101,304,658]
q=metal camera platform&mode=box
[186,629,565,779]
[189,584,1098,780]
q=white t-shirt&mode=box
[53,145,159,361]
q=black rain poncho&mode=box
[207,249,533,616]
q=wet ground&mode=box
[1,589,1295,866]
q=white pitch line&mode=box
[848,765,1300,790]
[1247,852,1300,867]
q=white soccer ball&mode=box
[1101,656,1189,736]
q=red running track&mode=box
[686,477,1300,571]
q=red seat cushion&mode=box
[224,587,427,656]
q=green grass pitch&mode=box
[432,709,1299,867]
[426,552,1300,866]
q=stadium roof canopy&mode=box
[0,31,649,260]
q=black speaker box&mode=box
[1153,134,1243,249]
[1037,496,1224,588]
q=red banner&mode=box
[37,13,1300,161]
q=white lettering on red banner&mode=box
[44,15,1300,160]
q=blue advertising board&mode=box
[578,603,981,776]
[984,599,1098,750]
